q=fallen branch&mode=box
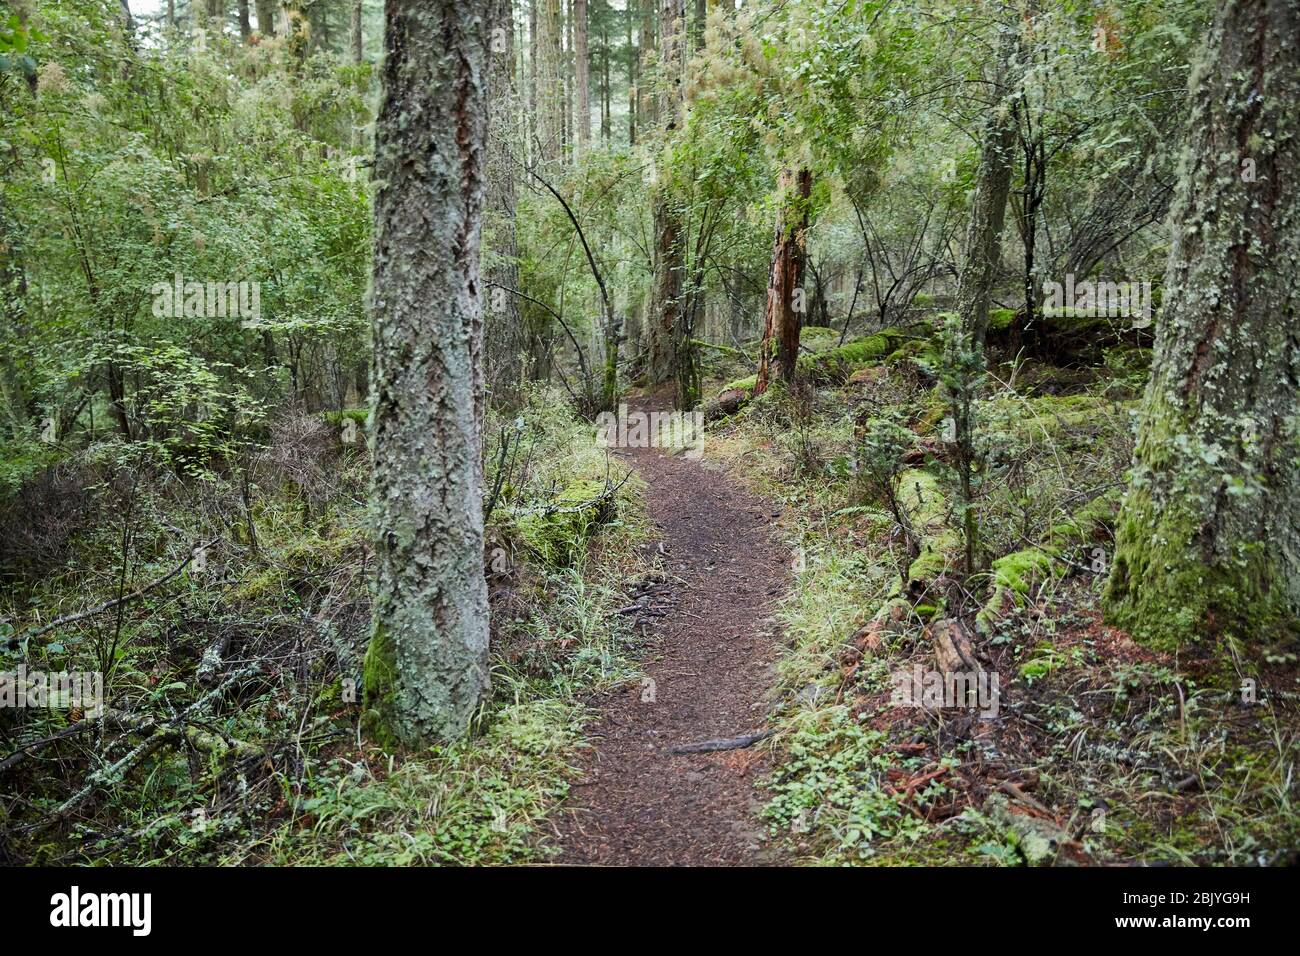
[5,538,220,650]
[668,729,774,755]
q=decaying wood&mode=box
[668,729,774,755]
[931,617,981,678]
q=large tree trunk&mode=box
[600,21,611,141]
[349,0,363,62]
[574,0,590,153]
[755,168,812,394]
[1105,0,1300,649]
[237,0,251,40]
[254,0,276,36]
[639,0,657,131]
[627,0,637,145]
[364,0,493,747]
[535,0,564,164]
[646,0,685,388]
[956,31,1017,353]
[486,0,525,402]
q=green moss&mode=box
[987,308,1016,332]
[1105,501,1287,651]
[977,489,1120,634]
[361,623,401,750]
[322,408,369,428]
[720,373,757,395]
[885,337,942,371]
[798,325,840,351]
[515,478,612,566]
[799,331,902,383]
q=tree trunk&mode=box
[349,0,363,62]
[646,0,685,387]
[237,0,251,39]
[1105,0,1300,649]
[486,0,524,403]
[535,0,564,164]
[203,0,223,29]
[639,0,657,131]
[254,0,275,36]
[364,0,492,747]
[956,31,1017,353]
[627,1,637,145]
[755,168,812,394]
[279,1,308,65]
[574,0,590,153]
[0,193,31,434]
[600,22,611,140]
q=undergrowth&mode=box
[0,387,649,865]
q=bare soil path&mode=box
[551,406,790,866]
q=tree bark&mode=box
[349,0,363,63]
[646,0,685,388]
[956,30,1017,353]
[486,0,525,402]
[364,0,493,747]
[254,0,275,36]
[755,168,813,394]
[535,0,564,164]
[237,0,251,39]
[1105,0,1300,648]
[574,0,590,153]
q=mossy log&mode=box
[703,329,912,421]
[976,490,1120,635]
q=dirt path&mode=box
[551,409,790,866]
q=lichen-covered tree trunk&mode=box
[486,0,525,402]
[647,0,685,388]
[1105,0,1300,649]
[364,0,493,747]
[956,31,1017,352]
[755,168,812,395]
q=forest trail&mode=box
[550,400,790,865]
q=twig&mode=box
[5,538,220,650]
[668,730,775,755]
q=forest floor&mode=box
[551,396,789,865]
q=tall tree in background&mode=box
[1105,0,1300,649]
[574,0,590,153]
[238,0,251,40]
[754,168,812,394]
[486,0,524,399]
[349,0,363,63]
[535,0,564,163]
[956,28,1017,353]
[364,0,493,747]
[627,0,638,145]
[647,0,684,390]
[254,0,276,36]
